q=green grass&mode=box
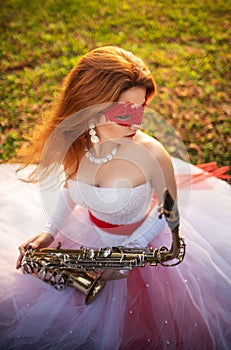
[1,0,230,178]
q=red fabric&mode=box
[88,211,122,228]
[176,162,230,189]
[88,211,149,234]
[196,162,230,180]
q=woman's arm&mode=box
[44,186,76,237]
[16,186,76,268]
[123,137,178,248]
[146,138,177,203]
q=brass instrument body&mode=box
[24,241,185,271]
[22,237,185,304]
[21,189,186,304]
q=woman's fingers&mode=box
[16,233,54,269]
[101,269,129,281]
[16,250,25,269]
[16,241,31,269]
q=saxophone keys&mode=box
[101,247,111,257]
[86,249,95,259]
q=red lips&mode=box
[126,133,136,138]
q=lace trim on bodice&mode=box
[68,180,153,225]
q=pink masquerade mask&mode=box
[104,102,145,126]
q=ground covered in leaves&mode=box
[1,0,230,177]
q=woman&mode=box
[0,46,230,349]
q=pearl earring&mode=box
[88,122,100,144]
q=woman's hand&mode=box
[16,232,54,269]
[100,269,129,281]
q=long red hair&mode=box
[18,46,156,181]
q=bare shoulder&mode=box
[136,130,171,161]
[136,131,176,200]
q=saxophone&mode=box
[21,190,186,304]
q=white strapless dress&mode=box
[0,158,230,350]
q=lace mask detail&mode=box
[104,102,144,126]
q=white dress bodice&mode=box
[68,180,153,225]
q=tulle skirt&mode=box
[0,159,230,350]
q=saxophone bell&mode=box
[21,247,106,305]
[65,270,106,305]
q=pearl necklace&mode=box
[85,145,118,164]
